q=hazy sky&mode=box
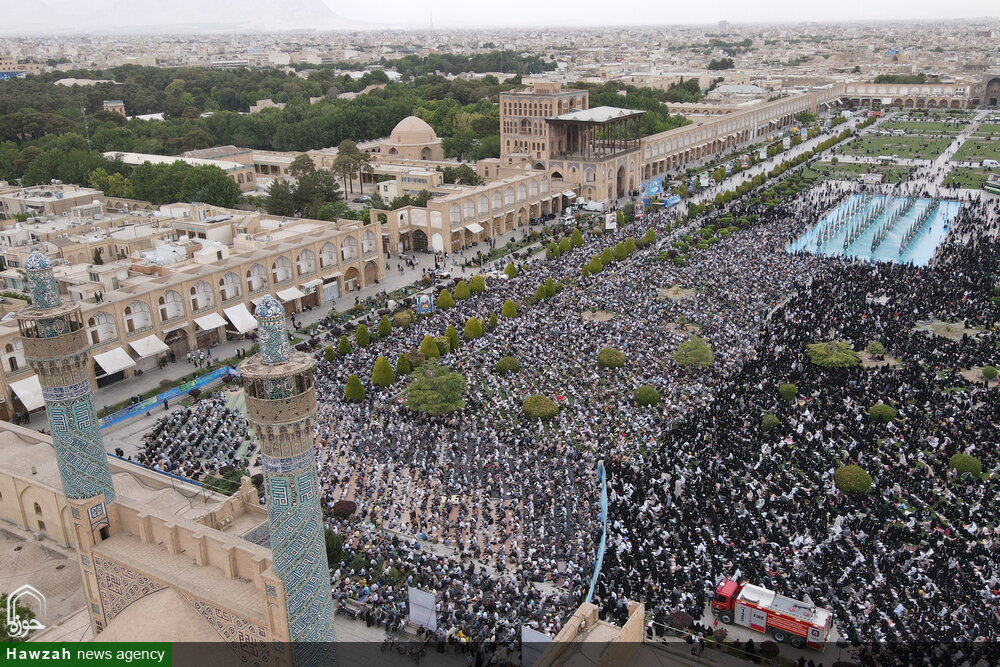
[341,0,998,28]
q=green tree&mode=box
[438,288,456,309]
[544,277,557,298]
[673,336,715,368]
[597,348,626,369]
[948,453,982,477]
[324,529,345,566]
[419,334,440,360]
[453,280,471,300]
[865,341,886,356]
[523,394,559,419]
[761,413,780,432]
[323,346,336,363]
[834,465,873,494]
[868,403,898,423]
[634,385,661,406]
[264,179,297,217]
[778,383,797,402]
[463,317,485,339]
[558,237,572,254]
[344,374,365,402]
[395,353,412,376]
[371,355,396,387]
[404,361,467,415]
[445,325,460,353]
[336,335,352,356]
[587,256,604,274]
[503,262,518,278]
[469,274,487,293]
[494,356,521,374]
[181,165,241,207]
[807,340,860,368]
[92,248,104,265]
[377,315,392,338]
[488,312,498,329]
[546,241,560,260]
[1,593,38,642]
[570,228,585,248]
[354,324,371,347]
[501,299,518,318]
[288,153,316,178]
[600,247,614,265]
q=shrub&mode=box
[544,277,557,298]
[395,353,412,376]
[759,641,780,659]
[948,453,982,477]
[504,262,518,278]
[354,324,371,347]
[392,310,414,327]
[501,299,518,318]
[835,465,873,494]
[453,280,471,300]
[633,385,661,406]
[559,237,572,254]
[336,335,352,356]
[405,361,467,415]
[570,228,584,247]
[323,346,336,363]
[612,242,629,261]
[494,356,521,374]
[761,413,780,432]
[445,325,461,352]
[868,403,898,423]
[419,334,440,360]
[371,356,395,387]
[377,315,392,338]
[534,283,548,301]
[807,340,860,368]
[434,336,451,356]
[713,628,728,643]
[600,247,614,265]
[438,288,455,309]
[402,349,425,369]
[464,317,485,340]
[982,365,998,380]
[344,374,365,402]
[673,336,714,368]
[488,312,498,329]
[581,265,591,278]
[587,256,604,274]
[469,274,487,293]
[546,241,560,260]
[865,341,886,356]
[523,394,559,419]
[667,610,693,631]
[597,347,626,369]
[778,383,797,402]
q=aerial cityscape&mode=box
[0,2,998,666]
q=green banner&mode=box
[3,643,170,666]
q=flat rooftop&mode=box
[549,106,646,123]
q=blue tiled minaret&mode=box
[238,296,335,665]
[16,251,116,504]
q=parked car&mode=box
[352,195,372,203]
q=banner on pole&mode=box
[408,587,437,631]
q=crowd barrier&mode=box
[98,366,237,429]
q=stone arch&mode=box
[430,232,444,252]
[363,261,378,284]
[449,203,461,223]
[517,207,528,225]
[533,162,546,170]
[296,249,316,276]
[491,191,502,210]
[464,199,475,218]
[2,339,24,374]
[158,290,184,322]
[412,229,428,252]
[270,256,292,284]
[123,300,152,333]
[189,280,214,311]
[420,147,432,160]
[362,229,376,254]
[343,266,361,291]
[320,242,337,268]
[551,171,563,180]
[478,194,489,213]
[528,180,538,198]
[219,272,241,301]
[246,264,267,293]
[340,237,359,261]
[87,311,118,344]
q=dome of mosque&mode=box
[255,296,285,320]
[388,116,439,146]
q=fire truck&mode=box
[711,578,834,650]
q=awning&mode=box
[464,223,484,234]
[276,287,305,302]
[93,347,137,375]
[128,335,169,359]
[323,272,341,280]
[561,190,576,198]
[302,278,323,289]
[223,303,257,334]
[195,313,227,331]
[162,321,188,333]
[9,375,44,411]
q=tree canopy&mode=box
[404,361,467,415]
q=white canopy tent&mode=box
[223,304,257,334]
[9,375,44,411]
[128,335,170,359]
[194,313,227,331]
[93,347,136,375]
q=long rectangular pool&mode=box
[787,194,961,266]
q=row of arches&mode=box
[848,98,964,109]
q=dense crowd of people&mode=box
[138,394,252,480]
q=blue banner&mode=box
[641,177,663,199]
[662,194,682,208]
[415,293,434,314]
[99,366,237,429]
[585,461,608,604]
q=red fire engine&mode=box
[711,578,834,650]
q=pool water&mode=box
[787,194,961,266]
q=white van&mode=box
[876,155,896,163]
[982,159,999,168]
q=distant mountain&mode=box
[1,0,372,34]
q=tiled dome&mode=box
[255,295,285,320]
[24,251,53,272]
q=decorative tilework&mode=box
[45,393,116,503]
[265,584,277,599]
[24,251,62,310]
[71,507,81,520]
[254,296,290,366]
[93,555,166,621]
[183,595,270,667]
[81,554,89,566]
